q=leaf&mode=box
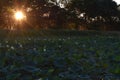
[23,66,41,73]
[53,57,67,68]
[6,73,21,80]
[47,69,54,74]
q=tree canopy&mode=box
[0,0,120,30]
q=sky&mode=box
[113,0,120,5]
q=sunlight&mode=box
[113,0,120,5]
[14,11,26,21]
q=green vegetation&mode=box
[0,30,120,80]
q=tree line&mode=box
[0,0,120,30]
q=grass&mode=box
[0,29,120,80]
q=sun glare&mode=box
[113,0,120,5]
[14,11,25,21]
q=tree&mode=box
[68,0,118,17]
[66,0,120,30]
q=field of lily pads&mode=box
[0,30,120,80]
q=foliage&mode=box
[0,0,120,30]
[68,0,118,17]
[0,0,72,29]
[66,0,120,30]
[0,30,120,79]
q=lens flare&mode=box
[14,11,25,20]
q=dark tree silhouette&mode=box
[67,0,120,30]
[0,0,120,30]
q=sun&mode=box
[113,0,120,5]
[14,11,26,21]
